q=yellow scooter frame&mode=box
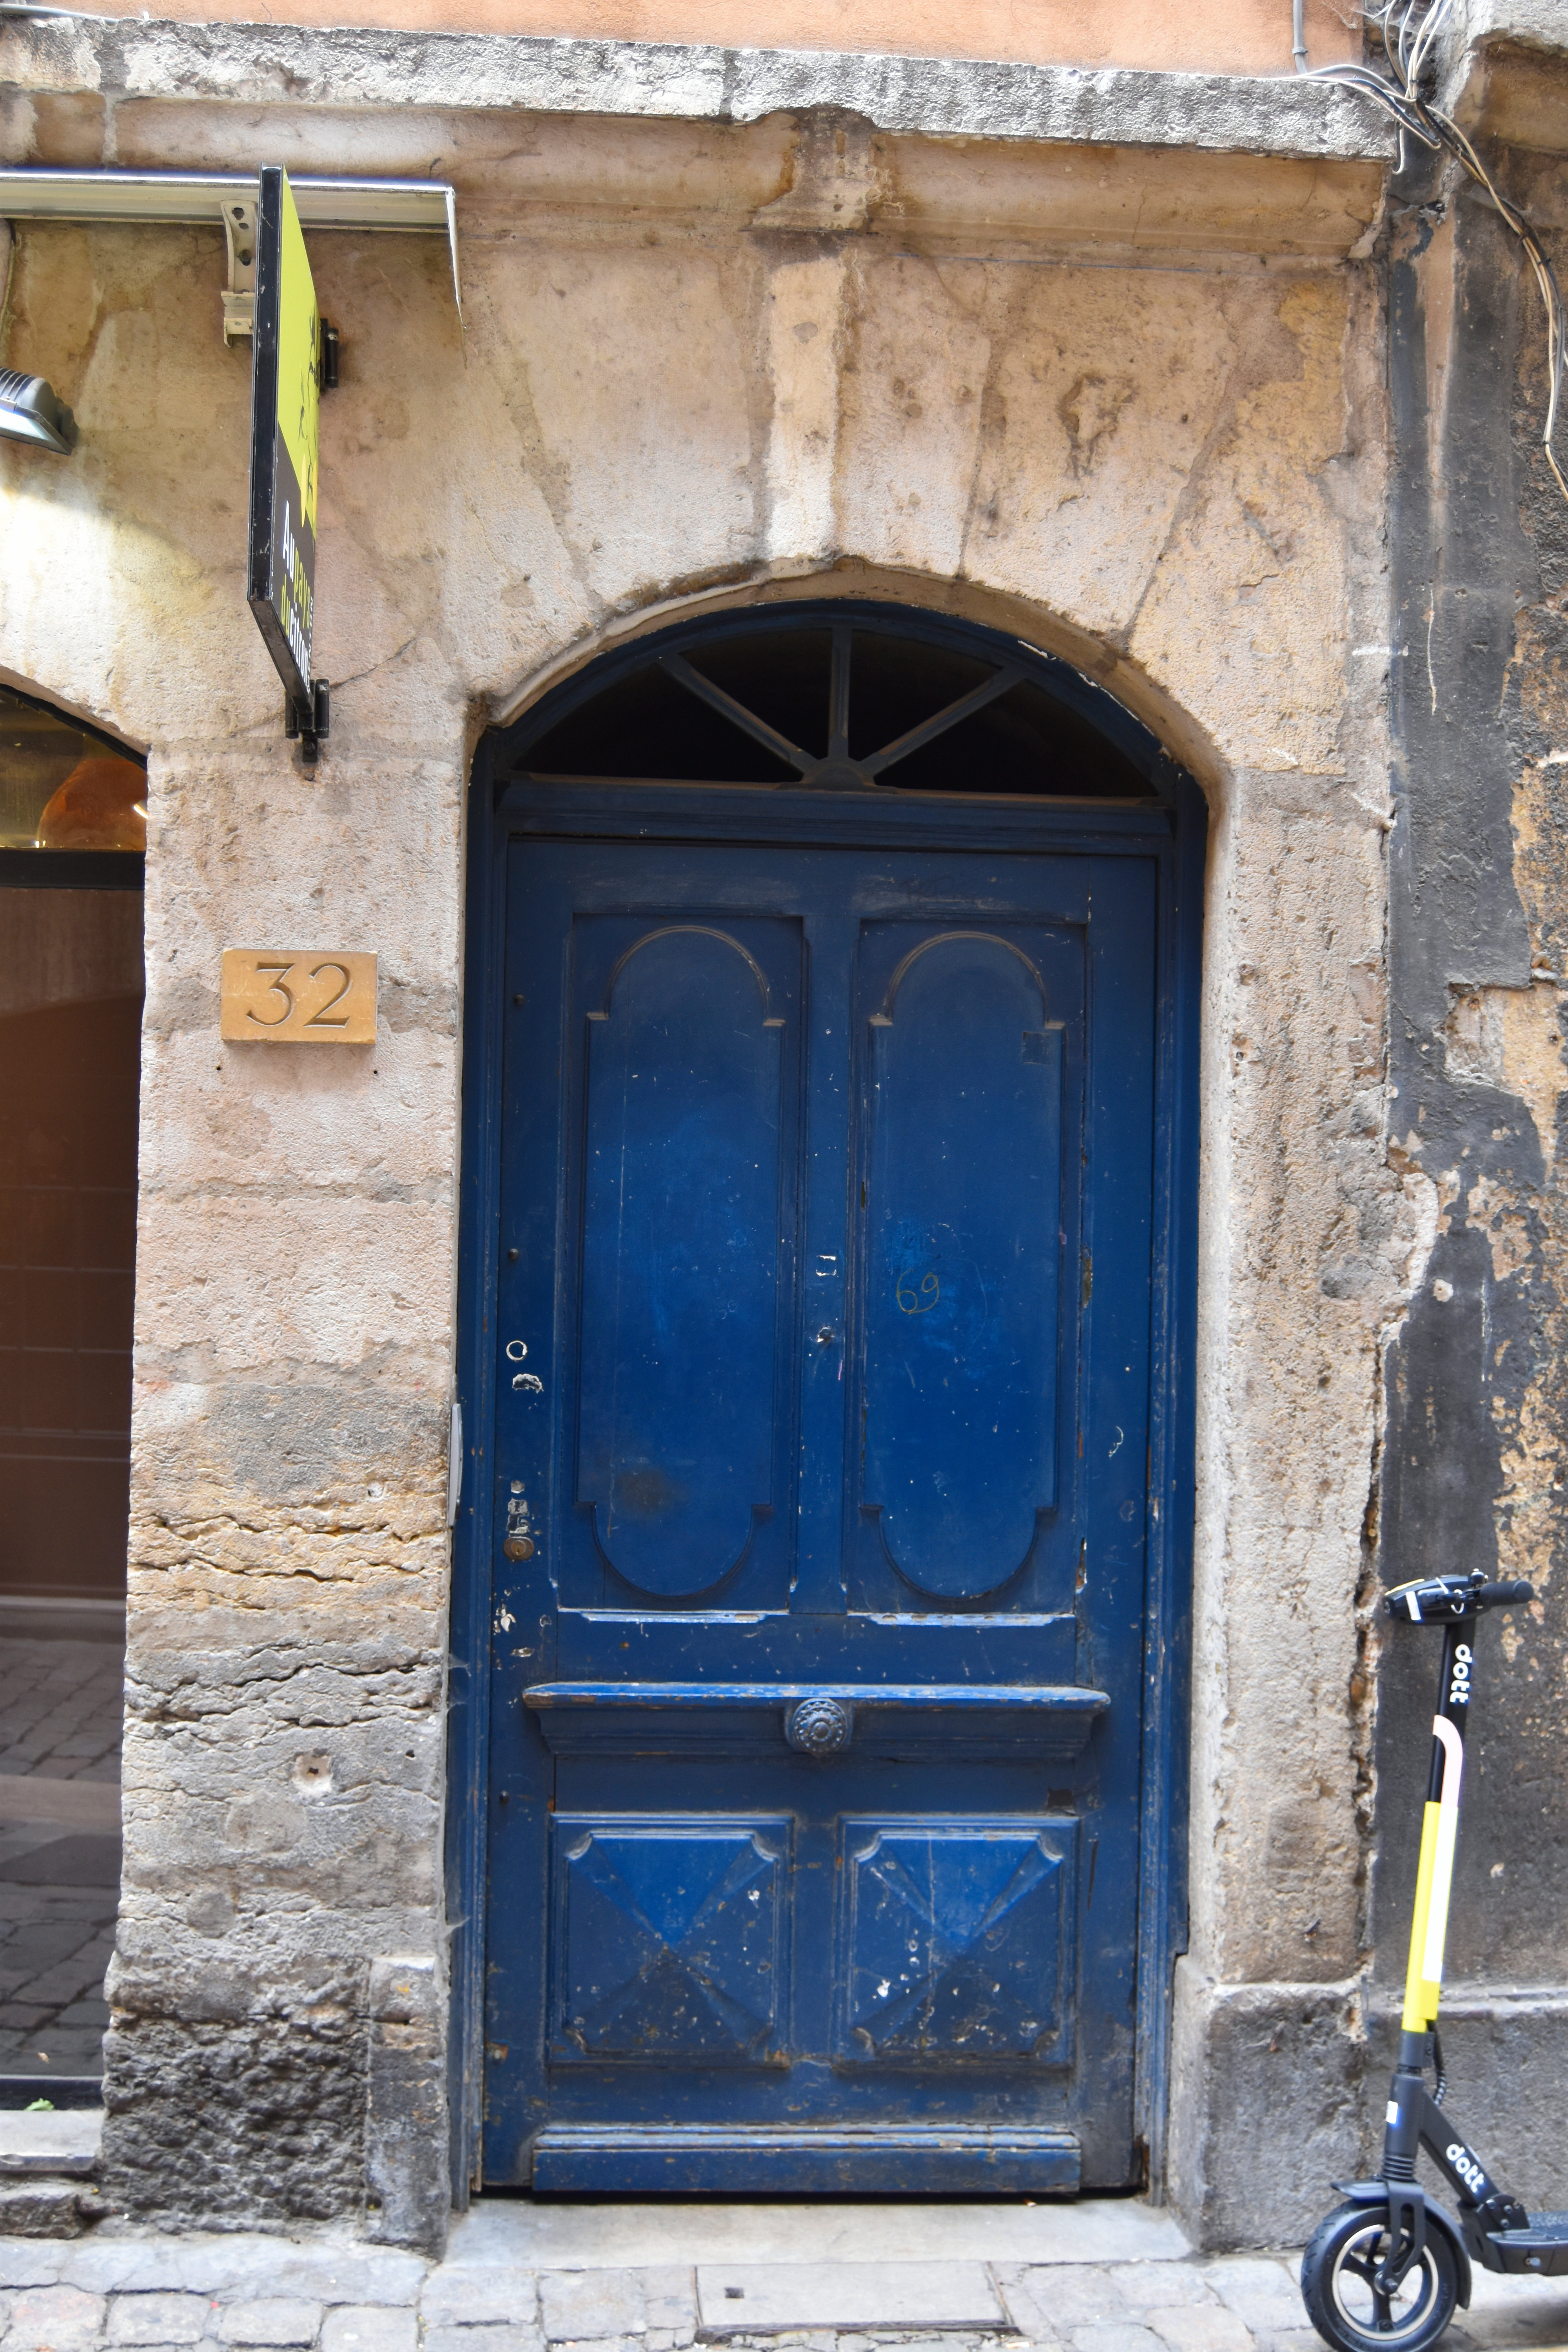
[1300,1570,1567,2352]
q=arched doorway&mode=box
[450,602,1204,2197]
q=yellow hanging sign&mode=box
[247,165,330,757]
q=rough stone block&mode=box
[1168,1967,1366,2250]
[541,2273,646,2341]
[364,2037,448,2257]
[0,2248,65,2290]
[997,2270,1122,2336]
[420,2267,540,2327]
[5,2281,108,2350]
[108,2290,218,2342]
[423,2327,546,2352]
[264,2252,427,2308]
[367,1958,439,2037]
[101,2016,365,2230]
[1202,2263,1302,2333]
[1112,2273,1221,2314]
[874,2340,990,2352]
[63,2237,423,2307]
[110,2286,220,2343]
[0,2185,102,2241]
[218,2298,325,2345]
[723,2334,833,2352]
[1066,2329,1167,2352]
[1146,2310,1254,2352]
[546,2338,643,2352]
[634,2270,694,2335]
[319,2305,419,2352]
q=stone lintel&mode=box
[0,31,1394,261]
[0,17,1396,163]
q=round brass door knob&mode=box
[503,1535,535,1561]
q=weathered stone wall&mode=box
[0,19,1397,2247]
[1164,250,1416,2258]
[1372,99,1568,2213]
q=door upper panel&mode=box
[853,921,1082,1610]
[566,916,800,1607]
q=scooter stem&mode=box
[1401,1618,1472,2036]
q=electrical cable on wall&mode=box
[1301,0,1567,503]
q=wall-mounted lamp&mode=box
[0,368,76,453]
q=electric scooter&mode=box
[1300,1569,1568,2352]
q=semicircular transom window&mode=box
[506,605,1169,802]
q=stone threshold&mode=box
[0,2197,1563,2352]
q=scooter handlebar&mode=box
[1385,1572,1535,1621]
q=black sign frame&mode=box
[246,164,330,761]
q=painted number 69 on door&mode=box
[220,947,377,1044]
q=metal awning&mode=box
[0,169,461,331]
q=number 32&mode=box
[248,959,352,1029]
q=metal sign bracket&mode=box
[222,195,256,343]
[284,679,332,767]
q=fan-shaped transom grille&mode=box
[505,608,1167,802]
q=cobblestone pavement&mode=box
[0,1639,124,1786]
[0,1633,123,2078]
[0,2206,1565,2352]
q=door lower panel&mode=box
[550,1815,791,2066]
[530,2123,1082,2194]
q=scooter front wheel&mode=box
[1300,2201,1461,2352]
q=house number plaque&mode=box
[220,947,377,1043]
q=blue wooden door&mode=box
[481,823,1159,2191]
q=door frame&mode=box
[446,600,1207,2206]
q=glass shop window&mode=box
[0,684,143,2093]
